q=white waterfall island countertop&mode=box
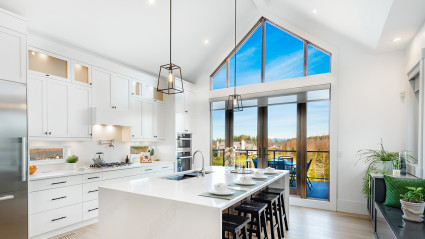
[98,166,290,239]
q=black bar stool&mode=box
[222,213,251,239]
[235,201,269,239]
[251,193,282,239]
[263,188,288,236]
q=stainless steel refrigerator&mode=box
[0,80,28,238]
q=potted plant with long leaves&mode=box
[357,140,399,198]
[400,187,425,222]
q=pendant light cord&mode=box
[170,0,172,66]
[234,0,237,96]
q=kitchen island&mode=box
[98,166,289,239]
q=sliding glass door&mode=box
[210,89,330,200]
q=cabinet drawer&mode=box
[102,175,143,186]
[30,175,82,192]
[102,168,140,180]
[30,184,82,214]
[158,163,174,171]
[83,181,102,202]
[83,200,99,221]
[141,166,159,173]
[83,172,102,183]
[30,203,82,237]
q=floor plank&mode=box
[53,206,374,239]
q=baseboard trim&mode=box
[337,199,368,215]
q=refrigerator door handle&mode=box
[21,137,27,182]
[0,195,14,201]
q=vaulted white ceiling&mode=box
[0,0,424,83]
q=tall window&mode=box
[211,17,331,90]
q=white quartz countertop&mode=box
[29,161,175,181]
[100,166,289,210]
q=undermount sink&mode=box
[162,171,213,181]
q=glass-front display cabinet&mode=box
[28,49,69,80]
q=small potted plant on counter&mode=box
[66,155,79,169]
[393,160,401,177]
[400,186,425,222]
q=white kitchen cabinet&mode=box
[153,102,165,140]
[28,48,70,82]
[131,99,143,139]
[27,76,47,137]
[69,85,92,138]
[28,74,92,139]
[111,75,130,110]
[175,113,191,133]
[92,68,111,109]
[175,90,195,114]
[92,68,130,111]
[142,101,154,139]
[0,27,26,84]
[46,80,70,137]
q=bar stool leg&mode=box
[277,197,285,236]
[272,202,282,239]
[262,210,269,239]
[267,205,275,239]
[280,195,288,231]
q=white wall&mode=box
[192,11,408,215]
[405,21,425,71]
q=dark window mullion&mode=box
[303,41,308,77]
[261,18,265,83]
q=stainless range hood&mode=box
[92,107,136,127]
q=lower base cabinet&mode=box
[30,203,82,236]
[83,200,99,221]
[29,162,174,238]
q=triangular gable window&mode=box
[211,17,331,90]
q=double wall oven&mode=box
[176,133,191,172]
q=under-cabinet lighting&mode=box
[75,64,81,68]
[31,51,36,55]
[39,53,47,59]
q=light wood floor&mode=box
[52,206,374,239]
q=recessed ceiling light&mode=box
[393,37,401,42]
[312,9,318,14]
[203,39,209,45]
[147,0,155,5]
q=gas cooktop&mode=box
[90,162,133,168]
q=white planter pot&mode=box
[400,200,425,222]
[375,161,393,173]
[64,163,77,170]
[392,169,401,177]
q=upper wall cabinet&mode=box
[28,49,69,81]
[175,90,195,114]
[92,67,130,111]
[72,61,91,86]
[0,27,26,84]
[27,74,92,139]
[131,80,163,102]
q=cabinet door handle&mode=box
[145,169,152,171]
[45,132,48,135]
[51,196,67,201]
[185,110,188,113]
[88,208,98,212]
[162,166,169,169]
[46,74,50,77]
[87,176,99,180]
[0,195,14,201]
[51,216,66,222]
[48,132,52,135]
[51,181,67,185]
[88,190,98,193]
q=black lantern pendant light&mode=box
[227,0,243,111]
[157,0,184,95]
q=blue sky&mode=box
[212,100,329,141]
